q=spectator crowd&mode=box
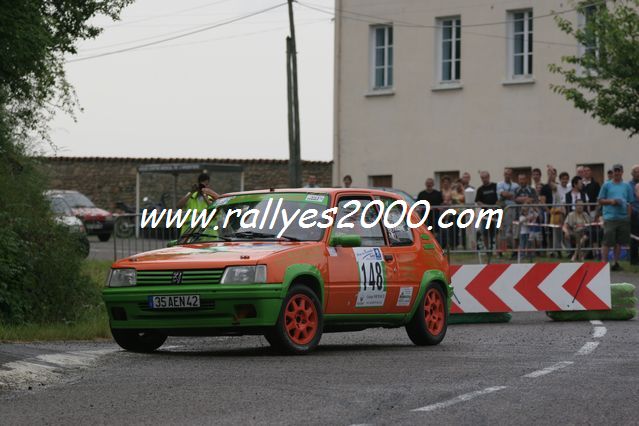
[412,164,639,271]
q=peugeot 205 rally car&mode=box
[103,189,452,354]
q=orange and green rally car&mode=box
[103,189,452,354]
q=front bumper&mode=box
[103,284,284,332]
[85,220,114,235]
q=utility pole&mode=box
[286,0,302,187]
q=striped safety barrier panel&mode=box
[449,263,611,313]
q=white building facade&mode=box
[332,0,639,192]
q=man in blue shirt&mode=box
[598,164,635,270]
[629,165,639,265]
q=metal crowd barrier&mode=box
[427,202,613,264]
[502,202,604,263]
[112,213,179,260]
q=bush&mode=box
[0,138,101,325]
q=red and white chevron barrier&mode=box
[449,263,611,313]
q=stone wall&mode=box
[39,157,332,210]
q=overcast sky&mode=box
[48,0,334,161]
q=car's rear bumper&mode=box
[103,284,284,332]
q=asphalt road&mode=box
[1,274,637,425]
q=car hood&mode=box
[71,207,112,220]
[115,241,314,269]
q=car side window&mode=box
[332,197,386,247]
[381,197,414,246]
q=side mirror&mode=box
[329,234,362,248]
[167,239,178,247]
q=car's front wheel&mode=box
[265,285,323,354]
[405,282,448,346]
[111,329,167,353]
[98,232,111,242]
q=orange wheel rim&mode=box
[424,288,445,336]
[284,294,317,345]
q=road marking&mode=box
[523,361,574,378]
[576,341,600,356]
[412,386,508,412]
[408,317,605,418]
[592,326,607,339]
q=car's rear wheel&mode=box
[265,285,323,354]
[406,282,447,346]
[98,232,111,242]
[111,329,167,353]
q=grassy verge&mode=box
[0,260,113,342]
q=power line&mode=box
[298,1,589,48]
[67,2,288,63]
[103,0,237,29]
[81,17,325,53]
[135,18,330,53]
[80,21,229,53]
[297,0,597,29]
[79,1,279,53]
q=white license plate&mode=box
[86,223,103,230]
[148,295,200,309]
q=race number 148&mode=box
[360,261,383,291]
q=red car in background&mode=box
[46,190,114,241]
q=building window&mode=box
[437,17,461,82]
[435,171,459,188]
[579,163,604,185]
[508,10,533,78]
[369,175,393,187]
[509,167,532,181]
[578,4,599,59]
[371,25,393,89]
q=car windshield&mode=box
[181,192,331,244]
[61,192,96,208]
[49,197,73,215]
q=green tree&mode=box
[549,0,639,136]
[0,0,132,324]
[0,0,132,138]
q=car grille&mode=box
[136,270,224,285]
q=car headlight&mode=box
[220,265,267,284]
[108,268,136,287]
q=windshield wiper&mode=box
[185,231,232,244]
[232,231,300,241]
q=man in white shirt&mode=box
[565,176,589,211]
[557,171,571,204]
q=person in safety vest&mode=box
[177,173,219,235]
